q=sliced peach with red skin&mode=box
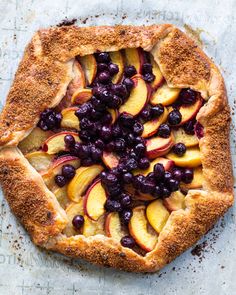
[67,165,103,202]
[150,55,164,89]
[25,151,54,172]
[142,106,168,138]
[63,198,84,236]
[84,179,107,221]
[41,156,80,189]
[180,166,203,191]
[167,147,201,168]
[119,75,148,116]
[18,127,53,154]
[146,134,174,159]
[82,215,105,237]
[78,54,97,85]
[124,48,144,73]
[61,107,80,130]
[67,60,86,97]
[129,206,158,252]
[71,88,92,105]
[163,190,186,212]
[150,83,181,106]
[102,151,119,169]
[178,97,203,125]
[110,51,124,83]
[105,212,127,241]
[42,131,80,154]
[173,128,198,147]
[134,157,174,176]
[146,199,170,234]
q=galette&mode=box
[0,24,233,272]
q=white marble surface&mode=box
[0,0,235,294]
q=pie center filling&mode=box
[18,48,205,254]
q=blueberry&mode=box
[146,172,156,182]
[194,121,204,139]
[78,144,91,159]
[105,141,115,152]
[62,164,76,179]
[133,174,145,189]
[122,172,133,184]
[172,143,186,156]
[162,187,171,198]
[179,88,197,105]
[182,168,194,184]
[98,71,111,84]
[71,142,82,156]
[183,120,195,135]
[64,134,75,148]
[143,73,155,83]
[114,138,126,152]
[168,178,179,192]
[142,63,153,74]
[140,107,151,120]
[95,139,105,149]
[79,130,91,142]
[153,185,162,198]
[75,103,92,119]
[80,117,93,130]
[168,110,182,125]
[107,95,122,109]
[97,63,109,72]
[102,173,118,186]
[120,209,133,225]
[153,163,165,180]
[100,89,113,102]
[54,175,67,187]
[123,77,134,91]
[40,108,52,120]
[90,109,103,120]
[133,121,144,135]
[164,171,172,183]
[72,215,84,230]
[96,52,111,63]
[157,124,171,138]
[37,120,49,131]
[99,125,112,141]
[138,157,150,169]
[134,143,146,157]
[140,180,155,194]
[112,124,122,138]
[172,168,183,181]
[124,65,137,77]
[90,96,106,111]
[151,104,164,118]
[92,85,106,98]
[119,113,134,128]
[46,114,57,129]
[105,199,122,212]
[126,133,136,146]
[120,235,135,248]
[135,136,146,145]
[101,113,112,124]
[91,146,102,161]
[81,158,94,166]
[125,157,138,171]
[109,63,119,75]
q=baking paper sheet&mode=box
[0,0,236,294]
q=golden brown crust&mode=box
[0,24,233,272]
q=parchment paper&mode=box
[0,0,236,294]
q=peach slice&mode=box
[18,127,53,154]
[150,55,164,89]
[134,157,174,176]
[129,206,158,252]
[146,134,174,159]
[67,165,103,202]
[67,60,86,97]
[146,199,170,234]
[53,186,70,209]
[142,107,168,138]
[82,215,105,237]
[25,151,54,172]
[41,156,80,189]
[173,128,198,147]
[178,97,203,125]
[163,190,186,212]
[84,179,107,221]
[108,108,118,124]
[63,198,84,236]
[124,48,144,73]
[102,151,119,169]
[42,131,80,154]
[61,107,80,130]
[180,166,203,191]
[167,147,201,168]
[78,54,97,85]
[110,51,124,83]
[71,88,92,105]
[105,212,127,241]
[150,83,181,106]
[119,75,148,116]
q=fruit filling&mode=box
[18,48,205,254]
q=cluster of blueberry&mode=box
[38,108,62,131]
[55,164,76,187]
